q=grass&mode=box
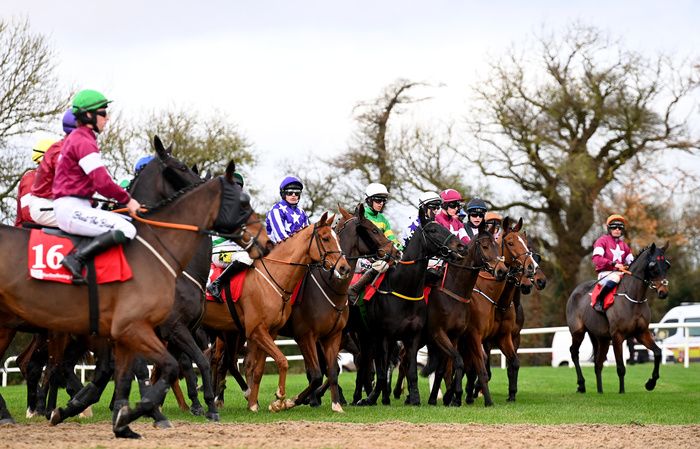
[2,363,698,425]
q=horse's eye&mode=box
[372,229,378,234]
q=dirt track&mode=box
[1,421,698,449]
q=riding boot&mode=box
[594,284,614,312]
[61,230,128,284]
[207,261,248,301]
[347,269,378,305]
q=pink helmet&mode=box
[439,189,463,203]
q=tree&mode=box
[0,17,71,221]
[466,23,700,323]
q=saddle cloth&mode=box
[350,272,387,301]
[28,229,132,284]
[590,283,618,311]
[206,263,303,304]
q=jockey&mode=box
[265,175,310,244]
[591,214,634,312]
[29,111,78,227]
[207,172,253,301]
[347,182,401,304]
[463,197,487,240]
[52,89,141,283]
[484,211,503,238]
[402,191,441,244]
[435,188,470,244]
[15,138,57,226]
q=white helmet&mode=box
[365,182,389,199]
[418,191,441,206]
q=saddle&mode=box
[27,229,132,284]
[205,263,304,304]
[590,283,618,311]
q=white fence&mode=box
[2,325,697,388]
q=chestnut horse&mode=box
[423,224,507,406]
[0,161,266,438]
[566,242,670,394]
[462,217,538,406]
[280,204,400,412]
[203,212,351,412]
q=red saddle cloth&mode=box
[28,229,132,284]
[205,263,303,304]
[590,283,618,311]
[350,272,386,301]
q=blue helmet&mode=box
[465,197,487,213]
[134,155,155,174]
[279,176,303,198]
[62,110,77,134]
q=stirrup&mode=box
[593,302,604,312]
[207,281,223,302]
[61,256,86,285]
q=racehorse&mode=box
[0,157,265,438]
[202,212,351,412]
[566,242,670,394]
[462,217,538,406]
[280,204,400,412]
[424,224,507,406]
[356,215,466,407]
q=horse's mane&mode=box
[138,179,207,216]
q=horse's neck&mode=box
[618,254,650,306]
[391,234,429,295]
[259,227,315,292]
[497,279,518,309]
[444,263,479,297]
[338,228,362,273]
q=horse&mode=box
[462,217,539,406]
[355,215,467,407]
[279,203,400,413]
[424,224,507,406]
[0,158,267,438]
[202,212,351,412]
[566,242,670,394]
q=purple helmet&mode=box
[279,176,303,198]
[62,110,77,134]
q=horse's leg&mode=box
[360,337,387,406]
[112,324,179,437]
[169,325,219,421]
[498,336,519,402]
[210,336,226,408]
[611,332,627,394]
[320,331,345,413]
[636,330,662,391]
[249,327,292,412]
[467,334,493,407]
[570,329,587,393]
[292,334,322,408]
[428,350,445,406]
[431,331,463,406]
[243,342,265,412]
[593,336,611,394]
[20,335,47,418]
[0,327,17,424]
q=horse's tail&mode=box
[420,343,440,377]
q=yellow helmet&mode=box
[31,138,57,164]
[606,214,627,227]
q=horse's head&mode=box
[471,222,507,280]
[418,216,466,262]
[212,161,272,259]
[519,272,534,295]
[499,217,539,278]
[342,203,400,262]
[311,212,352,279]
[642,242,671,299]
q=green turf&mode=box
[2,363,698,425]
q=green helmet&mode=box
[233,172,244,187]
[72,89,112,114]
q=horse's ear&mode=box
[191,164,199,174]
[502,216,511,233]
[478,220,486,235]
[224,161,236,182]
[338,205,351,219]
[355,203,365,217]
[649,242,657,253]
[515,217,523,232]
[318,211,328,224]
[662,241,670,251]
[154,135,167,159]
[326,213,336,226]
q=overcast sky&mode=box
[5,1,700,220]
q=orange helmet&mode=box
[606,214,627,227]
[485,211,503,223]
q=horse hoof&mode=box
[190,404,205,416]
[79,406,93,419]
[507,397,516,402]
[645,379,657,391]
[331,402,345,413]
[428,399,437,406]
[449,400,462,407]
[114,426,142,439]
[26,408,36,419]
[484,401,494,407]
[114,405,131,431]
[577,387,586,393]
[215,399,224,409]
[153,419,173,429]
[0,418,15,426]
[249,403,259,413]
[49,409,62,426]
[284,399,296,410]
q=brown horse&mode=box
[280,204,400,412]
[424,225,507,406]
[202,212,351,412]
[462,217,538,406]
[0,162,268,438]
[566,242,670,394]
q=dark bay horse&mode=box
[424,224,507,406]
[203,212,351,412]
[357,216,466,407]
[566,242,670,394]
[280,204,400,413]
[0,161,264,438]
[462,217,539,406]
